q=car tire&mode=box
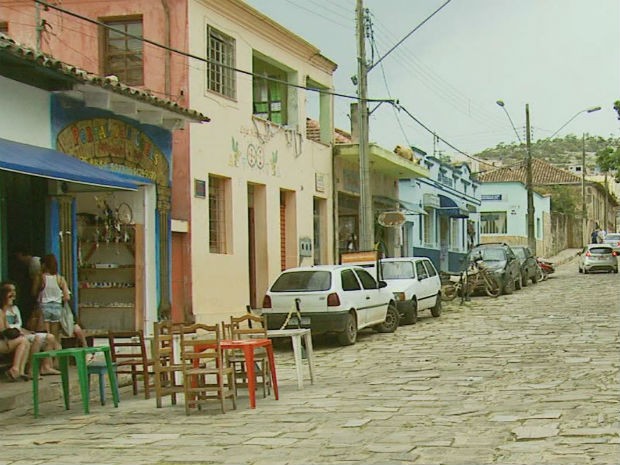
[578,266,583,273]
[515,274,522,290]
[376,304,399,333]
[337,312,357,346]
[584,268,589,274]
[401,299,418,325]
[614,268,618,274]
[503,276,514,295]
[430,293,442,317]
[532,269,540,284]
[521,272,528,287]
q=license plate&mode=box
[287,317,310,327]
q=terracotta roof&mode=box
[477,158,581,185]
[0,33,210,123]
[305,118,352,144]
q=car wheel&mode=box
[503,276,514,295]
[401,299,418,325]
[532,269,540,284]
[515,274,522,290]
[430,293,442,317]
[578,266,583,273]
[337,313,357,346]
[376,303,399,333]
[521,272,528,287]
[614,268,618,274]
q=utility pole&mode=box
[581,134,587,245]
[525,104,535,255]
[356,0,373,251]
[604,171,608,232]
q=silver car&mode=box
[578,244,618,274]
[603,233,620,254]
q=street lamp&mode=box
[548,106,602,140]
[496,100,535,254]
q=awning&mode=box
[0,137,138,190]
[373,195,427,215]
[437,194,469,218]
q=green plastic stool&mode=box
[88,361,119,405]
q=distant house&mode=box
[399,156,480,273]
[477,158,617,254]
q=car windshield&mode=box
[589,247,613,255]
[380,261,414,279]
[473,248,506,261]
[270,270,331,292]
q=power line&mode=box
[368,0,452,72]
[396,103,494,167]
[282,0,352,29]
[33,0,391,103]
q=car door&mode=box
[422,259,441,306]
[340,268,365,326]
[505,247,519,284]
[414,259,433,310]
[354,267,387,326]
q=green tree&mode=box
[597,146,620,182]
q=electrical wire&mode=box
[282,0,352,30]
[33,0,390,103]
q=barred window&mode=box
[207,26,236,99]
[209,175,229,254]
[101,17,143,86]
[0,22,8,34]
[480,212,507,234]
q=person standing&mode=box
[33,254,88,348]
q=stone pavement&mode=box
[0,249,618,464]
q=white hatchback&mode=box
[377,257,442,324]
[261,264,399,345]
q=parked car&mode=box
[376,257,442,324]
[578,244,618,274]
[261,265,399,346]
[467,243,522,294]
[603,233,620,254]
[511,245,540,286]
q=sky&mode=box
[244,0,620,161]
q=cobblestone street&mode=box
[0,254,618,465]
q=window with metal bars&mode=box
[0,22,8,34]
[480,212,507,234]
[206,26,236,99]
[101,17,143,86]
[209,175,228,254]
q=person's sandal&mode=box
[6,371,19,382]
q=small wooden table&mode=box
[31,346,119,418]
[267,328,315,389]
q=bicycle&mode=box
[442,258,501,301]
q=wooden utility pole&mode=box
[581,134,587,245]
[356,0,373,251]
[525,104,535,254]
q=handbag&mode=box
[60,301,75,336]
[1,327,21,340]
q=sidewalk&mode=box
[545,247,580,266]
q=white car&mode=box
[376,257,442,324]
[261,264,399,345]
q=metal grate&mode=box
[207,26,236,99]
[102,17,144,86]
[209,175,227,254]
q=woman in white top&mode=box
[0,286,30,381]
[34,254,88,348]
[2,281,60,375]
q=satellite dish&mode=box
[377,211,406,227]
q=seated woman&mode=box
[0,286,30,381]
[2,281,60,376]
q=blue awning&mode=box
[437,194,469,218]
[0,137,138,190]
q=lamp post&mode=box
[496,100,535,254]
[549,107,601,246]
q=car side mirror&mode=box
[378,280,388,289]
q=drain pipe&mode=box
[160,0,171,97]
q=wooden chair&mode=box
[107,330,153,399]
[228,313,271,398]
[152,321,184,408]
[180,323,236,415]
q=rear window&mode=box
[589,247,613,255]
[513,248,525,259]
[474,248,506,261]
[381,261,414,279]
[270,270,331,292]
[605,234,620,241]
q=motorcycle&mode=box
[536,257,555,280]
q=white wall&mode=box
[0,76,52,147]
